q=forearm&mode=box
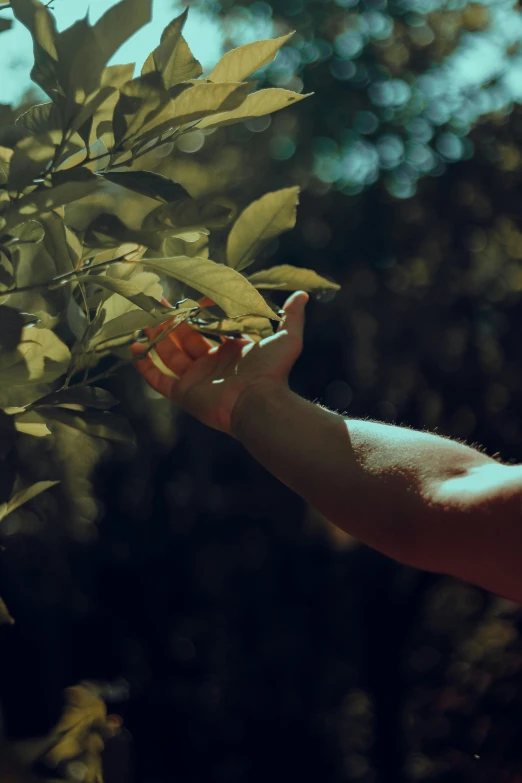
[232,385,500,570]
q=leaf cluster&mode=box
[0,1,339,555]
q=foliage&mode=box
[0,2,341,779]
[0,0,339,535]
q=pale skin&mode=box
[131,291,522,605]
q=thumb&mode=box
[277,290,309,339]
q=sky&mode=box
[0,0,225,105]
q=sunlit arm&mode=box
[232,384,522,604]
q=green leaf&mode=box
[0,326,70,385]
[9,219,45,243]
[112,72,171,145]
[15,102,62,135]
[0,249,14,291]
[56,0,152,109]
[247,264,342,293]
[34,386,118,409]
[197,88,310,130]
[103,170,189,203]
[7,132,57,192]
[75,274,173,314]
[10,0,59,96]
[92,0,152,66]
[136,82,252,143]
[5,168,101,226]
[36,407,136,445]
[207,34,294,83]
[139,256,281,320]
[0,19,13,34]
[142,9,202,87]
[142,197,234,232]
[0,480,59,523]
[227,187,299,272]
[0,305,25,351]
[14,410,51,436]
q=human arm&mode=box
[132,292,522,603]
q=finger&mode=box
[170,321,214,360]
[131,343,179,399]
[278,290,309,339]
[151,332,193,376]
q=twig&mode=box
[2,253,132,295]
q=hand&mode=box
[131,290,309,437]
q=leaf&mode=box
[197,88,310,130]
[142,9,202,87]
[0,480,58,522]
[5,168,101,226]
[34,386,118,409]
[248,264,341,292]
[112,72,171,145]
[10,219,45,243]
[92,0,152,67]
[136,82,252,143]
[56,0,152,109]
[0,249,14,290]
[139,256,281,320]
[208,34,294,83]
[142,197,235,232]
[10,0,59,96]
[0,596,14,626]
[75,274,173,314]
[103,170,189,203]
[0,305,25,351]
[227,187,299,272]
[38,406,136,445]
[0,19,12,34]
[0,326,70,385]
[14,410,51,436]
[15,101,62,135]
[7,132,57,191]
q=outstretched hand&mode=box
[131,290,309,438]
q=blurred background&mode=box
[3,0,522,781]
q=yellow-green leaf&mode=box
[227,187,299,272]
[38,406,136,446]
[10,0,59,95]
[248,264,341,292]
[142,9,202,87]
[0,480,59,522]
[15,101,62,135]
[207,34,294,83]
[75,274,173,314]
[197,88,310,130]
[0,326,70,385]
[103,170,189,203]
[139,256,281,320]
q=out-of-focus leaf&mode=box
[142,9,202,87]
[13,409,51,436]
[248,264,341,292]
[208,34,294,83]
[38,406,136,445]
[5,168,101,227]
[0,596,14,626]
[0,326,70,385]
[227,187,299,272]
[0,250,14,291]
[0,479,58,523]
[10,0,59,96]
[197,88,309,130]
[103,170,189,203]
[12,685,107,775]
[140,256,281,320]
[34,386,118,409]
[15,101,62,135]
[0,305,25,351]
[9,219,45,243]
[143,197,234,232]
[7,132,57,192]
[0,19,12,34]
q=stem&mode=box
[4,253,131,295]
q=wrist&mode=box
[231,380,292,440]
